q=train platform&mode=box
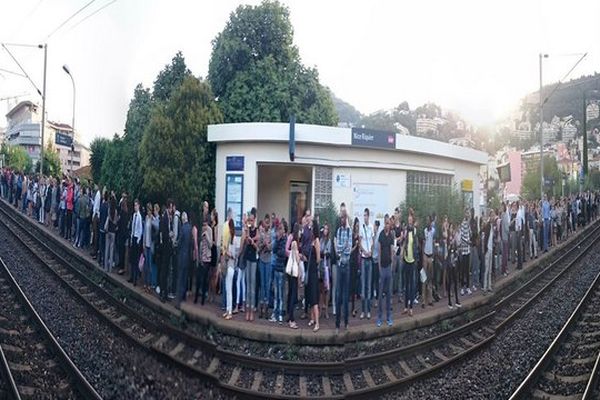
[3,199,592,346]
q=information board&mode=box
[225,174,243,230]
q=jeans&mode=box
[529,228,538,259]
[331,262,338,315]
[104,232,116,271]
[273,270,284,319]
[98,231,106,265]
[335,262,350,329]
[360,258,372,313]
[259,259,272,306]
[65,210,73,240]
[543,219,550,252]
[403,261,415,309]
[378,265,392,322]
[236,267,246,306]
[484,250,493,291]
[169,251,179,296]
[158,247,171,300]
[395,254,403,299]
[129,241,141,285]
[501,239,509,274]
[422,255,434,305]
[516,231,523,269]
[245,261,258,309]
[144,246,154,287]
[471,246,480,288]
[287,273,298,322]
[459,253,470,288]
[226,263,235,313]
[447,266,459,306]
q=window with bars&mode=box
[406,171,452,199]
[314,166,332,215]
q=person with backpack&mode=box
[334,213,352,334]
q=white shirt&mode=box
[92,190,101,218]
[516,206,525,232]
[130,211,143,244]
[360,222,374,258]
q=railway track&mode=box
[0,255,101,400]
[1,200,599,399]
[510,259,600,400]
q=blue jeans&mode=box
[335,262,350,329]
[395,254,403,297]
[176,257,189,307]
[378,265,392,322]
[221,272,227,310]
[236,267,246,306]
[403,261,416,309]
[245,261,258,309]
[273,270,284,319]
[144,246,154,287]
[361,258,372,313]
[259,259,272,306]
[543,219,550,252]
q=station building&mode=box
[208,122,488,229]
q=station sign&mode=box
[55,132,73,147]
[351,127,396,149]
[226,156,244,171]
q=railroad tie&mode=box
[228,367,241,386]
[343,373,355,392]
[433,349,448,362]
[207,358,220,375]
[113,315,128,324]
[399,360,415,376]
[168,342,185,358]
[251,371,263,392]
[459,337,474,348]
[1,343,23,353]
[299,376,307,398]
[470,331,485,342]
[382,365,396,381]
[543,371,591,384]
[8,362,31,371]
[275,374,284,395]
[140,333,154,344]
[363,369,376,387]
[322,376,332,397]
[154,335,169,349]
[0,328,19,336]
[416,355,432,369]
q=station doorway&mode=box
[257,164,312,228]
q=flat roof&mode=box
[208,122,488,165]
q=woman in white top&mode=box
[223,219,237,320]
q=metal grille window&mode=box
[314,166,332,215]
[407,171,452,199]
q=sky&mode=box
[0,0,599,146]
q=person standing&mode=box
[258,214,273,319]
[421,215,435,308]
[158,201,174,302]
[223,219,238,320]
[176,212,192,308]
[91,185,101,258]
[306,220,321,332]
[272,220,287,324]
[402,212,419,316]
[359,208,374,320]
[516,201,525,270]
[459,209,471,296]
[319,224,332,320]
[143,203,155,292]
[65,178,74,241]
[393,208,404,303]
[447,225,461,309]
[103,198,119,272]
[542,195,551,253]
[128,200,143,286]
[169,204,181,299]
[483,210,495,293]
[377,216,394,327]
[371,220,380,307]
[243,213,258,321]
[335,213,352,334]
[500,203,510,276]
[195,215,213,305]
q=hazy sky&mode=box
[1,0,599,145]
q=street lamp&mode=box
[62,64,75,175]
[539,53,549,199]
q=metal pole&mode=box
[40,44,47,176]
[539,53,544,199]
[69,74,75,174]
[583,92,589,178]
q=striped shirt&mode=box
[459,219,471,255]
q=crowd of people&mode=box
[1,167,599,334]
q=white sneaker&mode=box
[467,288,472,295]
[460,288,465,296]
[156,286,161,295]
[367,312,371,319]
[448,304,454,310]
[268,315,277,323]
[360,312,365,320]
[414,298,419,304]
[472,285,477,292]
[455,302,462,308]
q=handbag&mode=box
[138,252,145,272]
[285,251,299,277]
[210,243,218,266]
[420,267,427,283]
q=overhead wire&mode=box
[68,0,118,32]
[44,0,96,40]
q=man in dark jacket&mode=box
[272,221,287,323]
[158,199,174,302]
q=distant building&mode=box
[449,136,476,148]
[5,100,90,173]
[512,120,532,141]
[416,116,442,136]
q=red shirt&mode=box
[66,184,74,211]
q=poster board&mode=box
[225,174,243,230]
[352,182,389,223]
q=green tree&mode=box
[521,155,561,200]
[2,145,32,172]
[140,76,223,211]
[100,135,127,193]
[209,0,337,126]
[35,143,61,177]
[152,51,192,103]
[89,137,110,183]
[399,185,465,227]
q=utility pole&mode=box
[539,53,546,199]
[40,44,47,176]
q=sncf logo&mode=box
[387,136,394,144]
